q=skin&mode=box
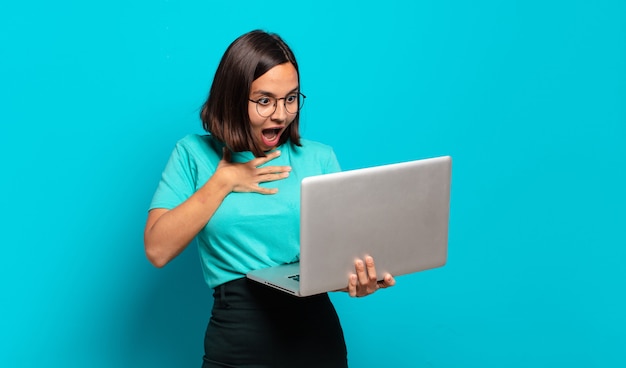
[144,62,395,297]
[248,63,299,152]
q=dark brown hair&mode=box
[200,30,302,157]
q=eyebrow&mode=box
[250,87,299,97]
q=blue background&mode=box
[1,1,625,367]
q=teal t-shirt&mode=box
[149,134,341,289]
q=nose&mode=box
[270,99,288,122]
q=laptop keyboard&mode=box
[288,274,300,282]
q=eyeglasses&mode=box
[248,92,306,117]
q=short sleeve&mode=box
[149,142,197,210]
[324,148,342,174]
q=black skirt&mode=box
[202,277,348,368]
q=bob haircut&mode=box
[200,30,302,157]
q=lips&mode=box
[262,128,281,140]
[260,127,283,149]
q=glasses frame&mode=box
[248,92,306,117]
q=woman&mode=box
[144,30,395,368]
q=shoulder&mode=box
[174,134,222,151]
[162,134,224,174]
[296,138,335,154]
[289,139,341,174]
[172,134,223,160]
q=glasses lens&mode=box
[285,93,305,114]
[253,94,305,117]
[256,97,276,117]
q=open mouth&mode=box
[261,127,283,148]
[262,128,282,140]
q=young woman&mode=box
[144,30,395,368]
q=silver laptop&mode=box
[246,155,452,297]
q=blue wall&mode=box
[2,1,624,367]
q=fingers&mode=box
[251,149,282,167]
[249,151,290,193]
[355,256,377,285]
[348,256,396,298]
[253,151,291,177]
[257,165,292,176]
[222,147,282,168]
[242,150,292,181]
[365,256,378,283]
[378,274,396,289]
[255,187,279,195]
[355,259,369,286]
[219,148,291,194]
[252,168,290,195]
[348,274,358,297]
[254,166,292,189]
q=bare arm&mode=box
[144,174,231,268]
[144,148,291,267]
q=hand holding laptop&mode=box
[347,255,396,297]
[247,156,451,297]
